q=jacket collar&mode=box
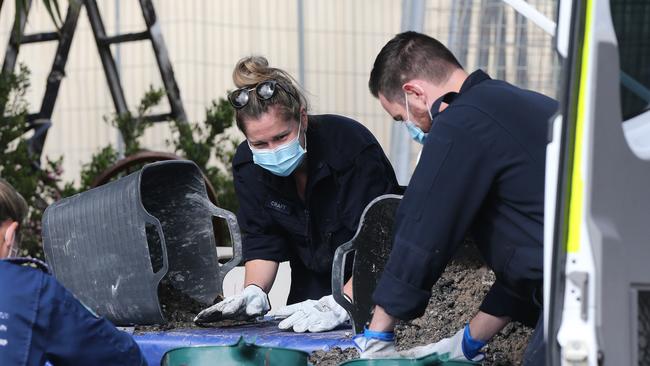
[429,69,491,119]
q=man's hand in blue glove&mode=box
[399,324,486,361]
[354,328,401,359]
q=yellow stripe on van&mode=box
[567,0,594,254]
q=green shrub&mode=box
[0,65,66,258]
[1,66,239,256]
[169,98,239,213]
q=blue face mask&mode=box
[249,123,306,177]
[405,121,427,145]
[403,92,432,145]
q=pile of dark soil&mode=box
[394,259,532,365]
[311,244,532,365]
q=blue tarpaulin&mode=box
[133,320,356,365]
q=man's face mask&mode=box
[403,92,433,145]
[249,122,306,177]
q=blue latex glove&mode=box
[461,323,487,359]
[353,327,401,359]
[399,324,486,361]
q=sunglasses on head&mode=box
[228,80,298,109]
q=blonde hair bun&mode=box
[233,56,273,88]
[230,56,310,134]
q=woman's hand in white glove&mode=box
[275,295,349,332]
[194,284,270,323]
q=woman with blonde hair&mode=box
[195,56,399,333]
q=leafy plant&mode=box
[60,87,165,197]
[78,145,119,189]
[169,99,239,213]
[0,64,240,256]
[0,65,65,258]
[105,86,165,156]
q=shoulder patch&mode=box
[3,257,50,274]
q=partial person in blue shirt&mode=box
[354,32,557,366]
[0,178,147,366]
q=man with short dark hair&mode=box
[0,178,147,366]
[354,31,557,365]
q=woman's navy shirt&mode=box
[232,114,399,303]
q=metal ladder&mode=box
[1,0,187,159]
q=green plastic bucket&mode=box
[160,337,310,366]
[339,353,479,366]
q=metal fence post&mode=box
[390,0,426,185]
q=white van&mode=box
[544,0,650,364]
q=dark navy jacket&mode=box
[0,258,146,366]
[233,114,399,304]
[373,70,558,322]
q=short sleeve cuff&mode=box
[242,248,286,264]
[242,235,288,264]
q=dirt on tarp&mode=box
[133,282,259,333]
[310,347,360,366]
[310,243,533,366]
[134,281,211,332]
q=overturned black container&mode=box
[42,160,241,325]
[332,194,402,334]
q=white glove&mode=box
[399,326,485,362]
[194,285,270,323]
[275,295,349,332]
[353,329,400,359]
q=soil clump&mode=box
[310,347,360,366]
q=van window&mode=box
[610,0,650,120]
